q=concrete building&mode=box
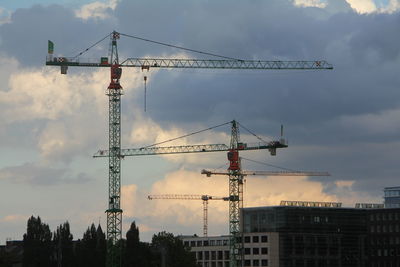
[181,233,278,267]
[384,186,400,208]
[182,201,400,267]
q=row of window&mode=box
[185,239,229,247]
[244,247,268,255]
[370,236,400,246]
[370,224,400,233]
[244,235,268,243]
[197,250,230,261]
[185,235,269,247]
[244,259,268,267]
[371,248,400,257]
[370,212,400,221]
[198,261,229,267]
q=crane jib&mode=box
[46,57,333,70]
[93,142,288,158]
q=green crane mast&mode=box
[46,31,332,267]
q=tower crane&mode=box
[94,120,329,266]
[148,194,229,237]
[47,31,332,267]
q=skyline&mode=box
[1,0,400,243]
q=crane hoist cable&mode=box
[241,156,298,172]
[119,32,242,60]
[140,120,232,149]
[71,31,244,61]
[237,121,273,143]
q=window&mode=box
[261,235,268,243]
[197,241,203,246]
[244,260,251,267]
[205,251,210,260]
[210,240,215,246]
[253,236,259,243]
[244,248,251,255]
[211,251,216,260]
[184,241,189,247]
[198,252,203,260]
[216,240,222,246]
[261,247,268,255]
[190,241,196,247]
[244,236,251,243]
[204,241,209,246]
[253,248,259,255]
[218,251,223,260]
[253,260,260,267]
[224,251,229,260]
[261,260,268,266]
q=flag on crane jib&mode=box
[48,40,54,54]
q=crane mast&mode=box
[106,32,123,267]
[46,31,332,267]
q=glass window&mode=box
[244,248,250,255]
[224,251,229,259]
[253,236,259,243]
[184,241,189,247]
[244,236,251,243]
[261,247,268,254]
[218,251,223,260]
[261,260,268,266]
[210,240,215,246]
[211,251,216,260]
[190,241,196,247]
[253,248,259,255]
[204,241,209,246]
[253,260,260,267]
[205,251,210,260]
[244,260,251,267]
[197,241,203,246]
[261,235,268,243]
[198,252,203,260]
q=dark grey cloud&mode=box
[0,162,92,185]
[0,0,399,198]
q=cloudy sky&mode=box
[0,0,400,243]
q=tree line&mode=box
[17,215,197,267]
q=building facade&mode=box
[384,186,400,208]
[182,202,400,267]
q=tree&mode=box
[151,231,197,267]
[22,216,53,267]
[53,221,73,267]
[124,221,152,267]
[75,223,106,267]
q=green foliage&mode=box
[20,218,196,267]
[53,221,74,267]
[151,231,197,267]
[22,216,53,267]
[75,223,106,267]
[123,221,152,267]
